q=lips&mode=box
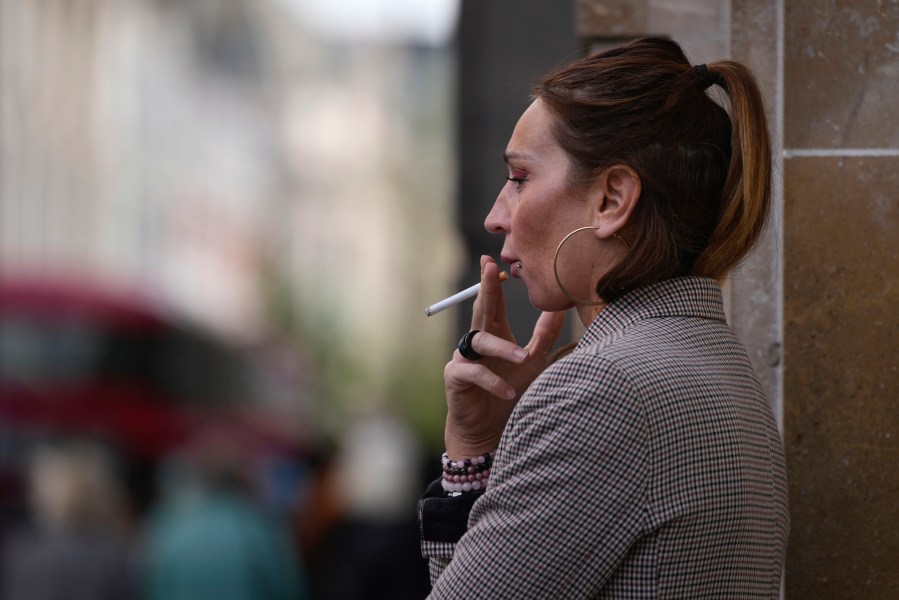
[501,254,522,278]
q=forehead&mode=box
[505,99,566,166]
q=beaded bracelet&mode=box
[440,451,495,494]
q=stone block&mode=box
[732,0,779,130]
[646,0,727,37]
[785,1,899,148]
[729,0,781,417]
[784,156,899,597]
[576,0,729,40]
[575,0,648,38]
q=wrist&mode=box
[444,445,497,461]
[445,425,503,460]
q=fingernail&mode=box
[514,349,528,360]
[505,387,516,399]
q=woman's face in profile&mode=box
[484,100,597,311]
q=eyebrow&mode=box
[502,150,535,164]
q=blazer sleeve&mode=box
[418,478,484,584]
[425,353,651,599]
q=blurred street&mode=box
[0,0,460,598]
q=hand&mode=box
[443,256,565,459]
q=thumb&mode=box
[527,311,566,359]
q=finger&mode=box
[479,254,494,276]
[472,257,501,330]
[445,362,517,400]
[526,311,567,358]
[456,331,528,364]
[479,256,512,336]
[492,273,509,329]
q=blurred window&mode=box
[0,317,102,384]
[0,316,249,409]
[155,329,250,407]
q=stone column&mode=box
[781,2,899,597]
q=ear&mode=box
[590,165,641,239]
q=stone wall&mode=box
[781,2,899,596]
[575,0,899,597]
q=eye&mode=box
[504,163,528,189]
[505,168,528,187]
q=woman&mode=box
[419,38,789,598]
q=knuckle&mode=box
[472,331,486,351]
[475,331,497,353]
[444,360,459,378]
[488,372,504,391]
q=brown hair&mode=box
[533,37,771,302]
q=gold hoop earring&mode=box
[613,233,631,251]
[553,226,604,306]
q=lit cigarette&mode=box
[425,272,508,316]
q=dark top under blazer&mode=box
[420,276,790,598]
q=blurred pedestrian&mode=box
[139,430,305,600]
[1,440,135,600]
[302,415,430,600]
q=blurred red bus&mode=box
[0,276,309,517]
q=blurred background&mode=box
[0,0,580,597]
[3,0,897,598]
[0,0,899,600]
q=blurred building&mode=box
[0,0,461,439]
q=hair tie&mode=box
[693,64,723,90]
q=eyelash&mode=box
[506,176,527,185]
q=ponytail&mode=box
[690,62,772,281]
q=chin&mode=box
[526,286,573,313]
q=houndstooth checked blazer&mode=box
[420,276,789,599]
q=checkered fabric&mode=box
[420,276,789,599]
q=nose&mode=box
[484,189,510,235]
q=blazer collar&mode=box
[576,276,727,351]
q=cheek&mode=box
[511,213,545,259]
[516,201,566,259]
[512,196,551,239]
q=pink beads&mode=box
[440,450,496,495]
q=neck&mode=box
[576,300,607,327]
